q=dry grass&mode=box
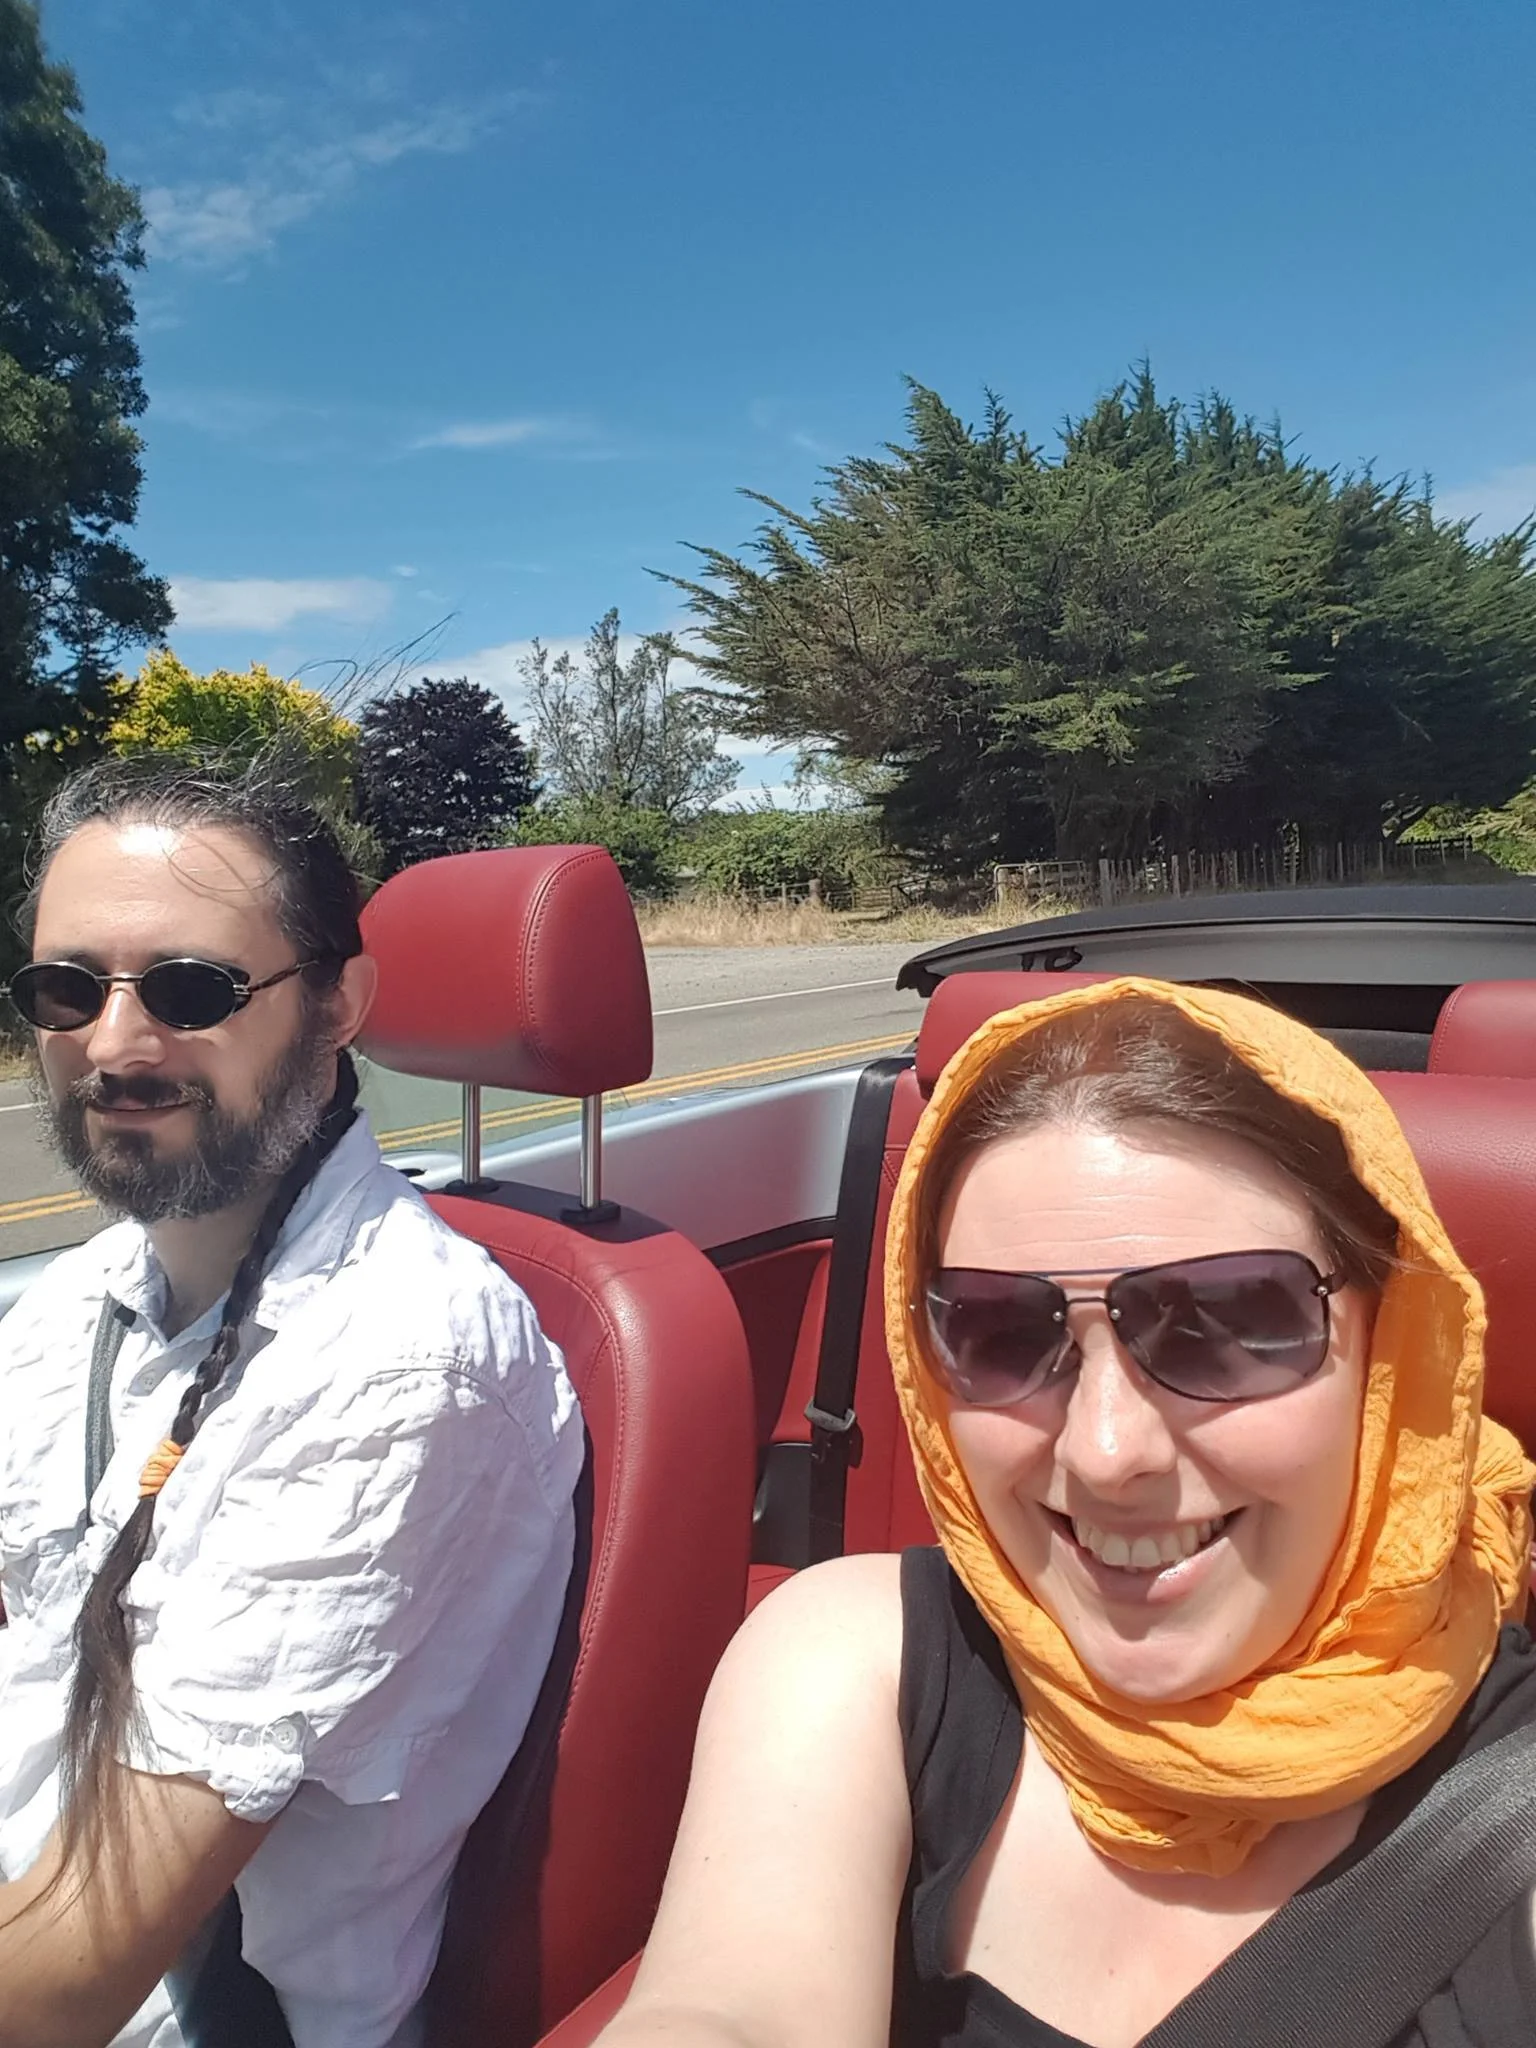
[0,1042,30,1083]
[636,890,1080,948]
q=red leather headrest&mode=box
[1429,982,1536,1079]
[916,972,1118,1094]
[1373,1071,1536,1455]
[358,846,653,1097]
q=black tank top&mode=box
[893,1546,1536,2048]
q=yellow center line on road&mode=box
[0,1186,101,1226]
[0,1030,914,1232]
[368,1028,914,1151]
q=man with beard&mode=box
[0,757,582,2048]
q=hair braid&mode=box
[58,1059,361,1879]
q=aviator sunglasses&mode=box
[3,957,324,1034]
[924,1247,1346,1407]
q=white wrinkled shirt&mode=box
[0,1113,582,2048]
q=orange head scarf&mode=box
[885,977,1535,1877]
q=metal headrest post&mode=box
[446,1081,495,1196]
[462,1082,482,1185]
[580,1092,603,1210]
[562,1091,619,1226]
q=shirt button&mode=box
[267,1716,302,1754]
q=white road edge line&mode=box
[652,974,904,1017]
[0,1103,32,1115]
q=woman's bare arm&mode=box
[597,1553,911,2048]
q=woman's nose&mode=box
[82,983,166,1068]
[1054,1304,1179,1493]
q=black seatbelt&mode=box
[83,1296,298,2048]
[85,1294,133,1504]
[166,1893,296,2047]
[1142,1717,1536,2048]
[805,1055,912,1565]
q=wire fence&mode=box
[674,835,1496,918]
[994,836,1486,908]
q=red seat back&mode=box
[1429,980,1536,1079]
[838,975,1536,1561]
[844,975,1111,1553]
[1373,1072,1536,1454]
[913,971,1120,1093]
[359,848,755,2045]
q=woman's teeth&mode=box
[1071,1515,1228,1571]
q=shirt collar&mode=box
[98,1112,389,1334]
[253,1112,386,1321]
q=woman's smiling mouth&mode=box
[1046,1508,1244,1602]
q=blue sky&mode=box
[41,0,1536,800]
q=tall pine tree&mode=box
[0,0,170,761]
[671,371,1536,867]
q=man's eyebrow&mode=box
[157,952,248,975]
[36,948,107,971]
[32,950,250,975]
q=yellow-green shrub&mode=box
[108,650,357,812]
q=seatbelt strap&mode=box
[1141,1717,1536,2048]
[166,1893,296,2048]
[805,1055,912,1565]
[85,1294,133,1506]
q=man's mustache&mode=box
[69,1073,216,1113]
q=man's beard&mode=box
[39,1021,341,1224]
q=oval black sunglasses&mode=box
[3,957,323,1034]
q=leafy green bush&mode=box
[684,808,888,896]
[1404,792,1536,874]
[514,796,682,897]
[109,650,358,813]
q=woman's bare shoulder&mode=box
[607,1551,914,2048]
[730,1552,906,1684]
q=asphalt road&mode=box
[0,943,927,1263]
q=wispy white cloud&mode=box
[171,87,293,133]
[144,177,321,269]
[143,94,526,270]
[170,576,394,632]
[153,389,325,438]
[750,398,839,461]
[408,415,586,452]
[1435,465,1536,536]
[404,635,596,711]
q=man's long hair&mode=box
[20,753,366,1884]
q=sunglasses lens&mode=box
[1110,1251,1332,1400]
[139,961,242,1030]
[926,1271,1073,1407]
[8,963,104,1030]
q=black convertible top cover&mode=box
[896,885,1536,1040]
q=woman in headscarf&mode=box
[598,981,1536,2048]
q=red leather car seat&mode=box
[839,975,1113,1555]
[358,846,756,2047]
[1372,1072,1536,1454]
[834,974,1536,1563]
[1429,981,1536,1079]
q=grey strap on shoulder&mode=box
[81,1298,298,2046]
[85,1294,132,1508]
[1141,1717,1536,2048]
